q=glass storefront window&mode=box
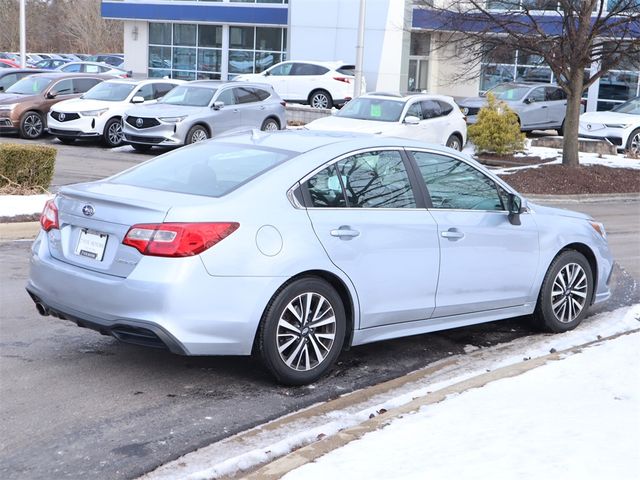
[149,23,171,45]
[174,24,197,46]
[198,49,221,72]
[229,50,255,74]
[230,27,255,49]
[256,27,283,51]
[198,25,222,48]
[173,47,196,71]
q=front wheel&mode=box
[20,111,45,139]
[445,134,462,151]
[103,117,124,148]
[257,277,346,385]
[532,250,593,333]
[626,128,640,154]
[186,125,209,145]
[309,90,333,109]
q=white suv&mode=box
[48,78,183,147]
[234,60,366,109]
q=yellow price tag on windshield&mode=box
[370,104,382,117]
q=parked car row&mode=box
[0,71,287,147]
[0,52,123,68]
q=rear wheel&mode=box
[261,117,280,131]
[309,90,333,109]
[103,117,124,148]
[258,277,346,385]
[57,137,76,145]
[186,125,209,144]
[20,111,44,139]
[445,134,462,151]
[626,128,640,154]
[532,250,593,333]
[131,143,152,153]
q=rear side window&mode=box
[438,100,454,115]
[235,87,262,104]
[254,88,270,101]
[154,82,176,98]
[336,65,355,76]
[111,143,294,197]
[421,100,442,119]
[73,78,101,93]
[292,63,329,76]
[62,63,81,72]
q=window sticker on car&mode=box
[370,104,382,117]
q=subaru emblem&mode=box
[136,117,144,128]
[82,204,95,217]
[59,112,66,121]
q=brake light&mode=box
[123,222,239,257]
[40,199,59,232]
[333,76,351,84]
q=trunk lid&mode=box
[49,182,214,277]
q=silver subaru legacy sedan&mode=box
[121,80,286,152]
[27,131,613,385]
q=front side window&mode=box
[50,79,73,96]
[136,83,155,101]
[306,151,416,208]
[526,87,546,103]
[405,102,423,120]
[73,78,102,94]
[216,88,237,105]
[269,63,293,76]
[412,151,504,211]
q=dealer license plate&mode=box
[75,229,108,261]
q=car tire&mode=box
[309,90,333,109]
[626,128,640,154]
[186,125,210,145]
[131,143,152,153]
[103,117,124,148]
[532,250,593,333]
[257,277,346,385]
[57,137,75,145]
[20,111,45,139]
[558,120,565,137]
[445,134,463,151]
[261,117,280,131]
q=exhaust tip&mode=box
[35,302,49,316]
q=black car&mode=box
[0,69,46,92]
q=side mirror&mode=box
[212,101,225,110]
[263,70,271,76]
[0,86,4,92]
[523,97,533,104]
[403,115,420,125]
[507,193,522,226]
[46,91,57,99]
[131,95,144,104]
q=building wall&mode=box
[429,33,480,99]
[123,21,149,78]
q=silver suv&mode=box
[122,81,286,151]
[457,82,571,134]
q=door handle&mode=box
[330,226,360,239]
[233,108,240,113]
[441,228,464,240]
[259,105,266,110]
[541,106,548,109]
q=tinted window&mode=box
[154,82,176,98]
[545,87,566,101]
[235,87,261,104]
[336,65,355,76]
[336,151,416,208]
[421,100,442,119]
[269,63,293,76]
[51,79,73,95]
[307,164,347,208]
[405,102,423,120]
[73,78,101,94]
[438,100,454,115]
[292,63,329,76]
[254,88,270,101]
[413,151,504,211]
[0,73,17,91]
[83,81,134,101]
[111,143,293,197]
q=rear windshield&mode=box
[6,76,53,95]
[110,142,294,197]
[336,65,355,76]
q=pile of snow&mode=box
[285,330,640,480]
[0,194,51,217]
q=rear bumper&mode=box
[27,231,286,356]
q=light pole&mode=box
[19,0,26,68]
[354,0,366,97]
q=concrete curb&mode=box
[0,221,39,241]
[528,193,640,203]
[241,328,640,480]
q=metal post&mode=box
[354,0,366,97]
[19,0,26,68]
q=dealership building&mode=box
[102,0,640,111]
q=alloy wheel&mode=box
[276,292,336,371]
[191,129,208,143]
[311,93,330,109]
[23,114,43,138]
[107,122,123,145]
[263,120,279,131]
[550,262,588,323]
[631,132,640,154]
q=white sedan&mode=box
[48,78,183,147]
[305,93,467,150]
[579,97,640,153]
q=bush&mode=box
[0,143,56,193]
[468,93,526,155]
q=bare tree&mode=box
[417,0,640,166]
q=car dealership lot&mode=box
[1,136,639,479]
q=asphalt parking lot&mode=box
[1,134,639,479]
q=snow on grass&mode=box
[284,329,640,480]
[0,194,51,217]
[140,305,640,480]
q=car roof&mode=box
[26,72,114,80]
[358,92,455,103]
[498,82,557,88]
[0,68,47,77]
[103,77,183,86]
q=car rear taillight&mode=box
[122,222,239,257]
[40,199,59,232]
[333,76,352,84]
